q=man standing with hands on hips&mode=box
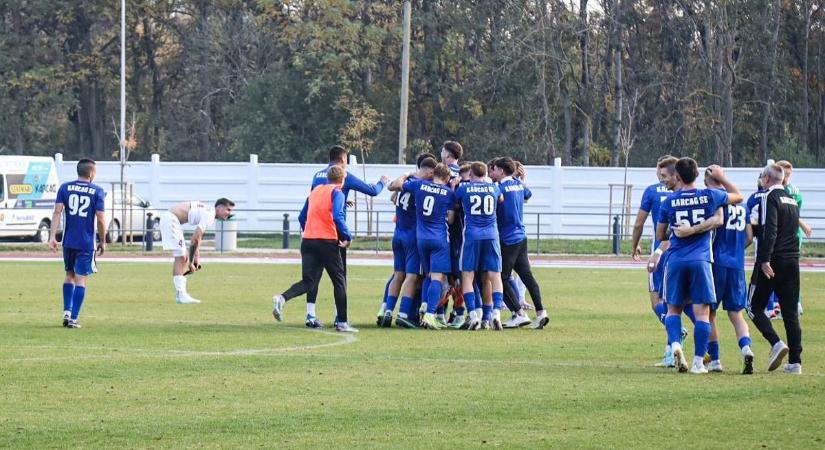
[748,163,803,374]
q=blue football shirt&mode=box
[658,188,728,262]
[640,182,671,249]
[455,181,501,241]
[394,175,418,236]
[746,189,767,214]
[402,178,454,241]
[713,197,749,269]
[56,180,106,251]
[496,177,532,246]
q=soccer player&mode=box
[48,158,107,329]
[657,160,742,373]
[390,163,455,329]
[160,198,235,303]
[774,160,812,317]
[439,141,466,327]
[455,162,505,330]
[704,170,755,374]
[380,156,437,327]
[272,166,357,332]
[631,156,676,322]
[490,157,548,329]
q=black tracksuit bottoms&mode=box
[501,239,544,313]
[282,239,348,322]
[748,257,802,364]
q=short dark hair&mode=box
[77,158,96,178]
[215,198,235,208]
[433,163,451,181]
[418,157,437,170]
[328,145,348,163]
[470,161,487,178]
[487,158,500,169]
[442,141,463,160]
[675,157,699,184]
[416,152,437,168]
[327,165,345,183]
[459,163,472,175]
[494,157,516,176]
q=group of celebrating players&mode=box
[630,156,808,374]
[271,141,548,333]
[48,147,807,376]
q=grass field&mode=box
[1,261,824,449]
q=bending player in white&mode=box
[160,198,235,303]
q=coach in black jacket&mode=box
[749,163,802,374]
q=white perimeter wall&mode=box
[54,154,825,241]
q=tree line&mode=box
[1,0,824,167]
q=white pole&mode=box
[119,0,127,243]
[398,0,412,164]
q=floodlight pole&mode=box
[398,0,412,164]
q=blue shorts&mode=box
[663,260,716,307]
[392,233,421,274]
[712,265,746,312]
[460,239,502,272]
[63,248,97,276]
[649,258,665,293]
[418,239,452,275]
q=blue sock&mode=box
[482,304,493,321]
[492,292,504,311]
[455,306,465,316]
[473,281,481,305]
[708,340,720,361]
[410,288,423,322]
[684,305,697,324]
[383,276,392,302]
[766,292,776,311]
[70,286,86,320]
[653,302,667,325]
[436,305,446,315]
[464,291,476,312]
[427,279,442,314]
[421,278,431,314]
[399,296,412,317]
[385,295,398,313]
[693,321,711,358]
[664,315,682,346]
[62,283,75,312]
[738,336,752,349]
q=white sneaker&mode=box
[530,310,549,329]
[175,292,201,304]
[466,317,481,331]
[335,322,359,333]
[672,344,689,373]
[690,360,708,374]
[783,363,802,374]
[767,341,789,372]
[707,360,723,372]
[272,294,285,321]
[503,314,531,328]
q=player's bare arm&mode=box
[706,165,743,204]
[95,210,106,255]
[48,203,64,252]
[631,210,650,261]
[388,173,411,191]
[672,207,723,238]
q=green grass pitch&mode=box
[1,261,824,448]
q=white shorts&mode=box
[160,211,186,257]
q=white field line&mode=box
[3,256,825,272]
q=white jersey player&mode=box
[160,198,235,303]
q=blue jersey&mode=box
[56,180,106,251]
[402,179,454,242]
[658,188,727,263]
[448,163,460,181]
[746,189,767,214]
[639,182,671,249]
[394,176,419,236]
[496,177,532,245]
[455,181,501,241]
[713,196,750,269]
[311,164,385,199]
